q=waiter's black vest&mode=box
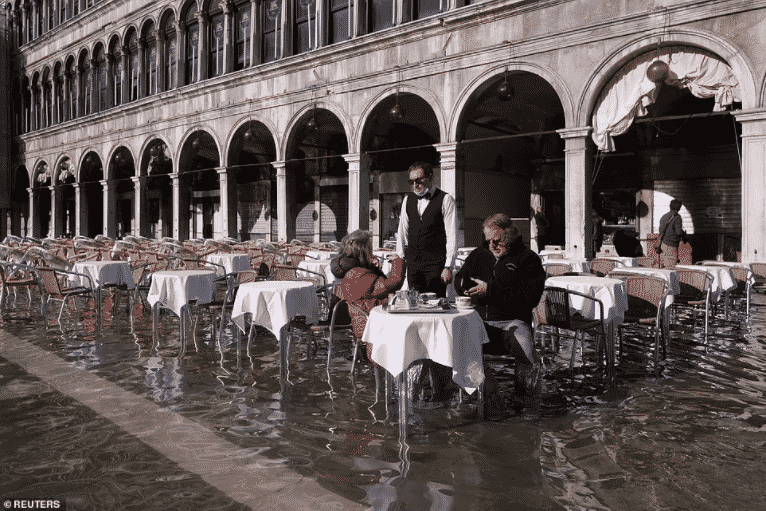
[404,188,447,265]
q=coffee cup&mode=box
[455,296,472,308]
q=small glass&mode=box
[408,290,419,309]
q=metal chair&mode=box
[0,261,37,308]
[674,268,712,339]
[637,256,655,268]
[752,262,766,293]
[615,275,669,370]
[590,258,621,277]
[35,266,96,324]
[533,286,609,371]
[544,263,570,278]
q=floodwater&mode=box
[1,287,766,510]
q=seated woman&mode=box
[330,230,406,349]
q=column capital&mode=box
[343,153,369,171]
[734,108,766,137]
[273,161,287,176]
[556,126,592,140]
[100,180,109,190]
[131,176,145,184]
[220,0,233,14]
[433,142,458,153]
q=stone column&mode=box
[31,0,38,40]
[171,173,182,240]
[100,180,114,238]
[434,142,463,248]
[343,153,370,232]
[120,45,130,104]
[250,0,259,66]
[197,12,208,81]
[132,176,145,237]
[734,108,766,263]
[222,1,233,74]
[274,161,290,242]
[370,170,381,248]
[557,127,594,260]
[217,167,237,239]
[73,184,82,236]
[27,188,36,238]
[48,185,58,238]
[176,21,186,87]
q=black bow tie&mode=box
[419,192,432,201]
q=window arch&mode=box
[185,4,200,84]
[143,22,158,96]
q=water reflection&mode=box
[1,291,765,509]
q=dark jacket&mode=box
[659,210,685,248]
[404,188,447,266]
[454,238,546,325]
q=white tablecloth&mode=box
[676,264,736,303]
[147,269,217,317]
[297,259,336,286]
[360,305,489,394]
[546,275,629,325]
[205,253,251,276]
[71,260,135,290]
[539,250,567,262]
[304,250,336,260]
[230,281,319,337]
[698,261,756,287]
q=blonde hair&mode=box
[339,230,376,269]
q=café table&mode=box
[229,280,319,378]
[676,264,736,304]
[545,275,629,368]
[70,260,136,322]
[304,250,335,260]
[297,259,336,286]
[146,269,217,355]
[205,252,251,277]
[539,250,566,262]
[361,304,490,429]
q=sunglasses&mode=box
[408,177,428,185]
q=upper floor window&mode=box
[369,0,394,33]
[185,5,200,84]
[127,32,139,101]
[209,10,225,78]
[234,1,252,71]
[111,46,122,107]
[93,46,107,112]
[412,0,442,20]
[328,0,352,45]
[164,21,177,90]
[262,0,280,63]
[294,0,316,55]
[145,27,158,96]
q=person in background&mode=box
[533,206,549,252]
[612,229,644,257]
[454,213,546,418]
[658,199,685,269]
[395,161,457,298]
[592,209,604,255]
[331,230,405,347]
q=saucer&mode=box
[455,304,474,310]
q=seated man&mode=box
[454,214,546,414]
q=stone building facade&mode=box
[4,0,766,262]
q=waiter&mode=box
[396,161,457,297]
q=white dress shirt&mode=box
[395,186,457,269]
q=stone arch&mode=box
[282,98,352,159]
[579,28,758,126]
[450,61,575,140]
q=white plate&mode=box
[455,304,474,310]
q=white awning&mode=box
[592,47,741,152]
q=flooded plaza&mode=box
[1,289,766,510]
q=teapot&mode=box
[390,290,413,310]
